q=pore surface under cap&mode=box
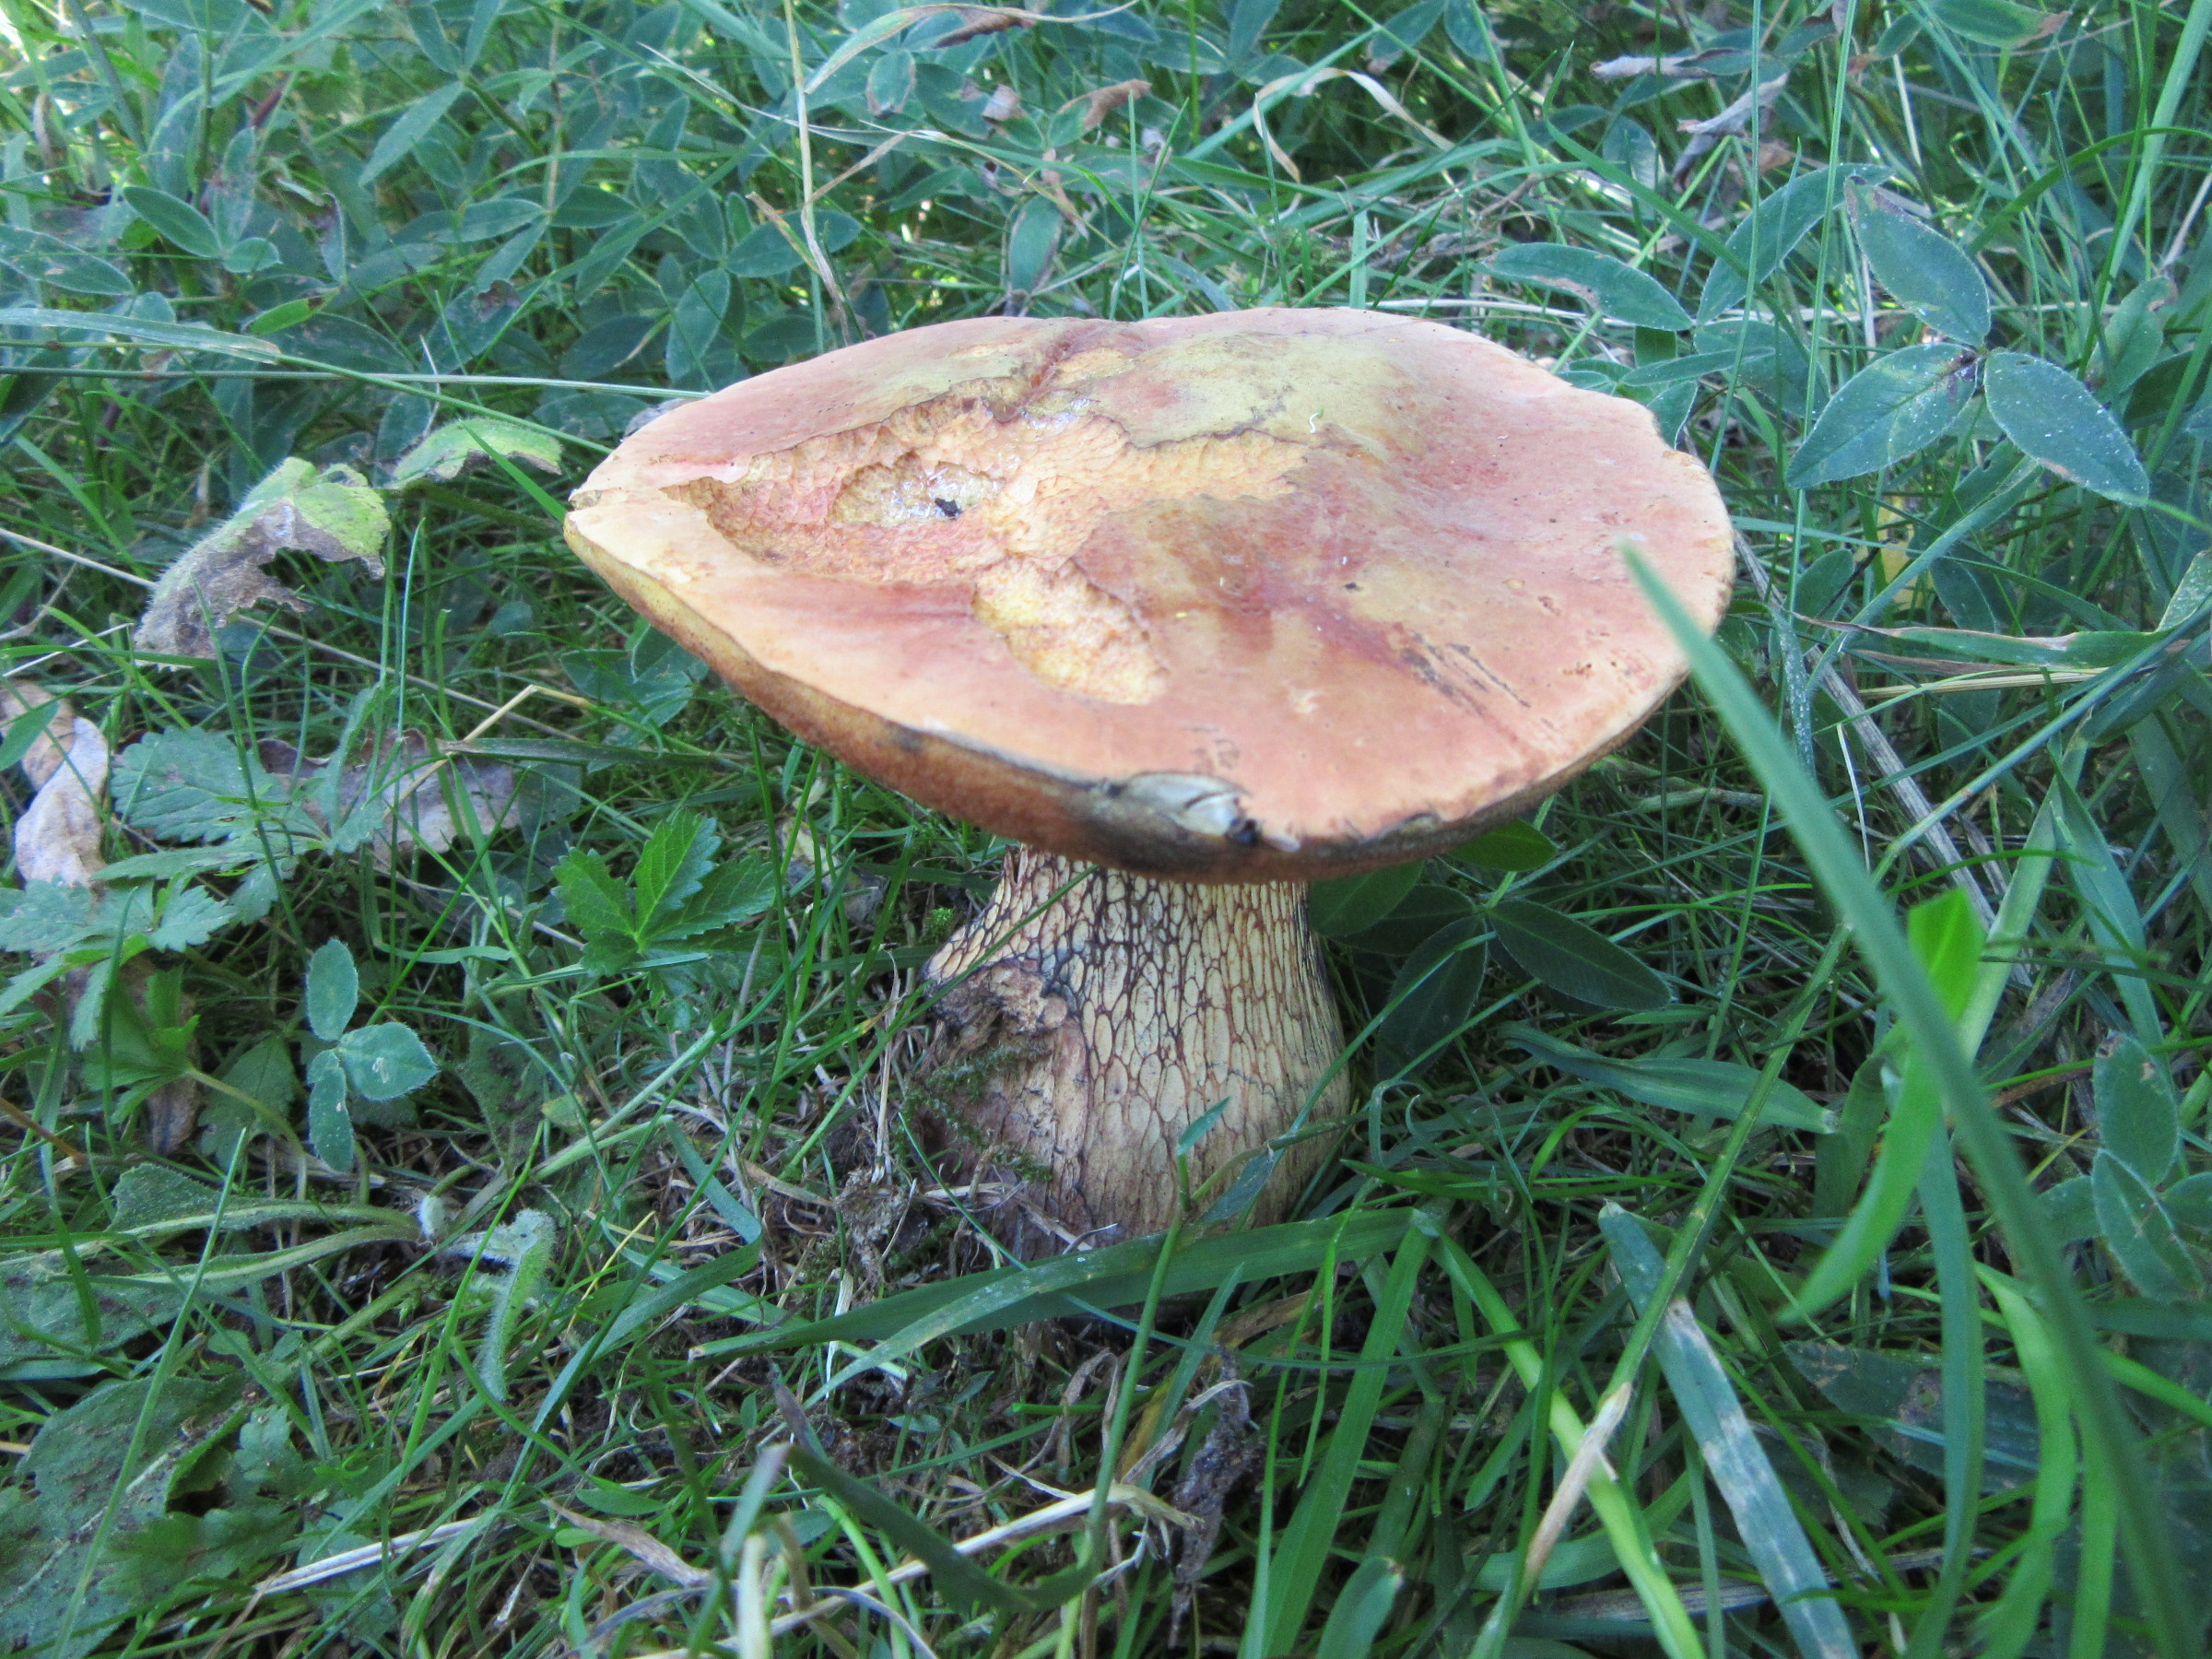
[565,308,1734,879]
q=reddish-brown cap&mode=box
[564,309,1733,880]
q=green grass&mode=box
[0,0,2208,1654]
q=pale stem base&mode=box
[924,848,1349,1247]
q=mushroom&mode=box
[563,309,1734,1248]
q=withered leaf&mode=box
[1071,77,1148,132]
[15,715,109,888]
[545,1502,709,1587]
[935,6,1035,48]
[260,732,518,865]
[134,458,392,658]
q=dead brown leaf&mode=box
[935,6,1034,47]
[16,714,109,888]
[259,733,518,865]
[1068,78,1148,132]
[135,459,391,659]
[545,1503,709,1588]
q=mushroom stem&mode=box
[924,847,1347,1247]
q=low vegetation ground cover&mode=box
[0,0,2207,1654]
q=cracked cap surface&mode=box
[564,308,1735,880]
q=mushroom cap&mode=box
[565,309,1734,881]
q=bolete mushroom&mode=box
[563,309,1733,1248]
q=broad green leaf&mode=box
[2092,1151,2202,1298]
[389,418,562,488]
[1308,862,1423,936]
[866,49,915,115]
[1510,1026,1834,1132]
[1375,917,1488,1065]
[304,938,359,1041]
[1694,318,1815,416]
[2167,1172,2212,1230]
[1906,888,1983,1022]
[1699,164,1889,319]
[110,1165,221,1231]
[1335,885,1474,956]
[2094,1036,2181,1184]
[1983,351,2149,503]
[1488,898,1671,1009]
[1452,820,1558,871]
[121,186,224,260]
[0,1376,244,1655]
[1918,0,2050,45]
[305,1050,353,1172]
[1005,197,1062,297]
[336,1022,438,1100]
[1485,242,1691,330]
[2041,1175,2098,1241]
[360,83,465,187]
[1788,343,1979,487]
[1607,1212,1856,1659]
[1787,1341,2042,1489]
[1852,195,1990,342]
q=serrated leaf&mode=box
[2093,1035,2181,1185]
[2092,1150,2202,1298]
[1486,242,1691,329]
[633,810,718,932]
[1852,195,1990,343]
[1489,898,1671,1009]
[1787,343,1978,487]
[337,1022,439,1101]
[1511,1025,1834,1131]
[389,418,562,488]
[662,855,779,941]
[1452,820,1558,871]
[1309,862,1423,937]
[134,459,391,658]
[553,849,633,947]
[1983,351,2149,504]
[304,939,359,1041]
[112,728,300,845]
[0,880,101,956]
[139,884,232,952]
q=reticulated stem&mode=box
[924,848,1348,1247]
